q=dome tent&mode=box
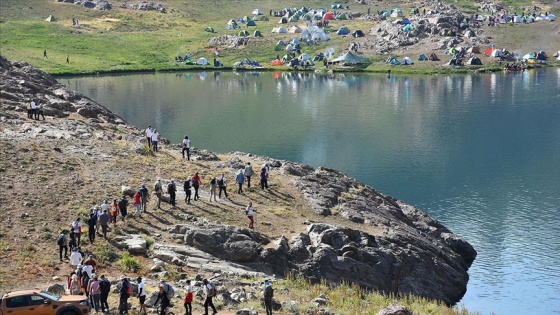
[252,9,263,15]
[204,26,214,33]
[246,20,257,26]
[253,29,263,37]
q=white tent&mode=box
[546,14,557,21]
[252,9,263,15]
[401,57,413,65]
[554,51,560,60]
[512,16,522,23]
[197,57,208,65]
[289,26,302,33]
[491,49,503,57]
[311,31,330,41]
[299,53,311,61]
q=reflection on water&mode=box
[64,69,560,315]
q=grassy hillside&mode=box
[1,0,558,74]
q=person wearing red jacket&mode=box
[133,191,142,217]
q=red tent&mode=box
[323,12,335,20]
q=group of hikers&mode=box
[28,99,46,120]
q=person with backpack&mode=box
[183,279,194,315]
[236,169,245,194]
[192,172,201,201]
[154,285,170,315]
[244,162,253,188]
[57,230,69,262]
[68,232,77,252]
[71,217,82,246]
[99,209,109,239]
[159,279,175,298]
[139,184,149,212]
[154,179,163,209]
[209,177,217,202]
[218,173,228,199]
[184,177,192,204]
[182,135,191,160]
[119,275,131,314]
[99,275,111,312]
[92,206,102,234]
[137,277,147,315]
[262,280,274,315]
[119,196,129,221]
[110,199,119,224]
[203,279,218,315]
[168,180,177,207]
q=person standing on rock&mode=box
[151,129,160,152]
[154,178,163,209]
[71,217,82,246]
[118,196,128,221]
[110,199,119,224]
[209,177,217,202]
[57,230,69,261]
[246,202,255,229]
[38,102,45,120]
[260,167,269,190]
[182,135,191,160]
[244,162,253,188]
[168,179,177,207]
[137,277,147,315]
[99,209,109,239]
[183,279,194,315]
[30,99,37,120]
[218,173,228,199]
[192,172,201,201]
[145,125,153,148]
[139,184,149,212]
[184,177,192,204]
[133,190,142,217]
[202,279,218,315]
[236,169,245,194]
[262,280,274,315]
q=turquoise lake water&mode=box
[64,69,560,315]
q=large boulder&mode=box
[46,283,66,296]
[114,235,148,256]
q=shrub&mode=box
[94,243,120,264]
[120,253,140,272]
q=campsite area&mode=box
[0,0,559,74]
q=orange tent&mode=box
[323,12,335,20]
[272,72,281,79]
[271,59,283,66]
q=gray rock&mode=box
[46,283,66,295]
[376,304,412,315]
[114,234,147,256]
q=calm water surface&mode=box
[64,69,560,315]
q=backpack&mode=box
[208,284,216,297]
[164,283,175,298]
[210,178,216,185]
[57,234,64,246]
[217,178,224,186]
[167,183,174,194]
[264,285,274,299]
[184,291,193,303]
[154,182,160,191]
[99,279,111,294]
[126,282,132,296]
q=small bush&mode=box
[120,253,140,272]
[140,233,155,249]
[94,243,120,264]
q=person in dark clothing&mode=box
[218,173,228,199]
[68,232,77,251]
[119,276,130,314]
[154,286,170,315]
[118,196,128,221]
[260,168,268,190]
[87,213,96,244]
[184,177,192,204]
[203,279,218,315]
[167,180,177,207]
[192,172,201,201]
[58,230,68,261]
[99,275,111,312]
[139,184,149,212]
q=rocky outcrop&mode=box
[114,235,148,256]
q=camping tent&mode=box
[243,16,252,22]
[337,27,349,35]
[418,54,427,61]
[390,8,403,17]
[271,59,283,66]
[272,27,288,33]
[466,56,482,65]
[331,4,344,9]
[247,20,257,26]
[323,12,335,20]
[401,57,413,65]
[45,15,56,22]
[512,16,522,23]
[403,24,413,32]
[390,58,401,65]
[311,30,330,41]
[253,30,263,37]
[490,49,503,57]
[289,15,300,22]
[204,27,214,33]
[288,26,302,33]
[352,30,365,37]
[252,9,263,15]
[197,57,209,66]
[467,47,480,54]
[331,51,369,64]
[278,17,288,24]
[463,30,476,38]
[401,18,410,25]
[227,20,238,29]
[299,53,312,61]
[546,14,557,21]
[336,13,347,20]
[239,30,250,36]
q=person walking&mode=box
[154,285,170,315]
[183,280,194,315]
[110,199,119,224]
[209,177,217,202]
[192,172,201,201]
[86,212,96,244]
[260,167,269,190]
[99,209,109,239]
[244,162,253,188]
[68,232,77,253]
[168,179,177,207]
[262,280,274,315]
[70,274,81,295]
[218,173,228,199]
[246,202,255,229]
[137,277,147,315]
[99,275,111,312]
[119,276,131,314]
[43,49,48,58]
[139,184,148,212]
[145,125,153,148]
[236,169,245,194]
[118,196,128,222]
[70,247,82,268]
[203,279,218,315]
[57,230,69,261]
[184,177,192,204]
[151,129,159,152]
[154,178,163,209]
[133,191,142,217]
[71,217,82,246]
[88,276,101,313]
[182,135,191,160]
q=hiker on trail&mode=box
[246,202,255,229]
[262,162,270,176]
[70,247,82,268]
[154,178,163,209]
[260,167,269,190]
[70,274,80,295]
[137,277,147,314]
[151,129,160,152]
[88,275,101,313]
[84,254,97,273]
[262,280,274,315]
[168,179,177,207]
[133,190,142,217]
[57,230,69,261]
[139,184,149,212]
[154,285,170,315]
[236,169,245,194]
[66,55,69,63]
[184,177,192,204]
[192,172,201,201]
[38,102,45,120]
[182,135,191,160]
[145,125,153,148]
[118,196,129,221]
[202,279,218,315]
[119,276,131,314]
[183,280,194,315]
[71,217,82,246]
[99,275,111,312]
[218,173,228,199]
[43,49,48,58]
[244,162,254,188]
[99,209,109,239]
[209,177,218,202]
[68,232,77,252]
[110,199,119,224]
[86,212,96,244]
[30,99,37,119]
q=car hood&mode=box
[58,295,87,302]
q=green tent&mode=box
[303,14,311,21]
[247,20,256,26]
[258,16,270,21]
[184,58,195,65]
[243,16,252,22]
[253,30,263,37]
[45,15,56,22]
[239,30,250,36]
[204,26,214,33]
[337,13,347,20]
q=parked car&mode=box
[0,290,88,315]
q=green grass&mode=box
[120,253,140,272]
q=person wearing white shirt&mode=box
[218,173,228,199]
[70,248,83,267]
[30,100,37,119]
[71,218,82,246]
[146,125,153,148]
[182,136,191,160]
[137,277,147,314]
[82,263,93,278]
[246,202,255,229]
[183,280,193,315]
[151,129,159,152]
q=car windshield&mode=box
[39,291,60,301]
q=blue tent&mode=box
[418,54,427,61]
[337,27,349,35]
[401,18,410,25]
